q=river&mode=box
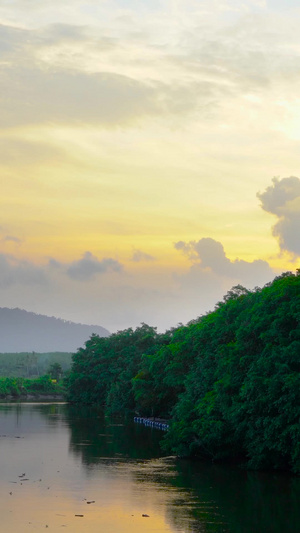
[0,403,299,532]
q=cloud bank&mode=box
[0,239,276,332]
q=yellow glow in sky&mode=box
[0,0,299,331]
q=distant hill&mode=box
[0,308,110,352]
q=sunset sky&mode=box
[1,0,300,332]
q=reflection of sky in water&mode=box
[0,404,208,532]
[0,404,299,533]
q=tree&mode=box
[48,362,63,381]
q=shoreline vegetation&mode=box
[66,271,300,475]
[0,376,65,400]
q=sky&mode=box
[0,0,300,333]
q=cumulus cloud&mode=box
[131,249,155,262]
[175,237,273,287]
[171,237,275,324]
[66,251,123,281]
[257,176,300,256]
[0,253,46,287]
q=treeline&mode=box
[0,352,73,378]
[0,376,64,399]
[66,272,300,474]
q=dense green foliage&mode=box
[67,273,300,474]
[0,376,64,398]
[66,324,165,409]
[0,351,73,378]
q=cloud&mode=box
[171,237,275,324]
[2,235,23,245]
[257,176,300,215]
[0,241,277,333]
[0,24,162,128]
[0,138,64,166]
[175,237,273,287]
[0,23,204,129]
[131,249,155,262]
[0,251,123,288]
[3,7,299,132]
[0,253,46,287]
[0,67,161,129]
[257,176,300,256]
[48,258,62,269]
[66,251,123,281]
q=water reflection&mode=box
[65,405,300,533]
[66,405,165,463]
[0,403,299,533]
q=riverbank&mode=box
[0,394,64,401]
[0,376,65,400]
[66,273,300,475]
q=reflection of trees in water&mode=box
[0,402,67,434]
[122,456,300,533]
[126,458,227,533]
[66,405,164,464]
[26,402,66,427]
[22,403,297,533]
[66,406,300,533]
[65,406,226,532]
[148,459,300,533]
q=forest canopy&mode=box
[66,272,300,474]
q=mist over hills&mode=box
[0,308,110,353]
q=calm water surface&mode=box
[0,403,299,532]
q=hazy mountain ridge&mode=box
[0,307,110,352]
